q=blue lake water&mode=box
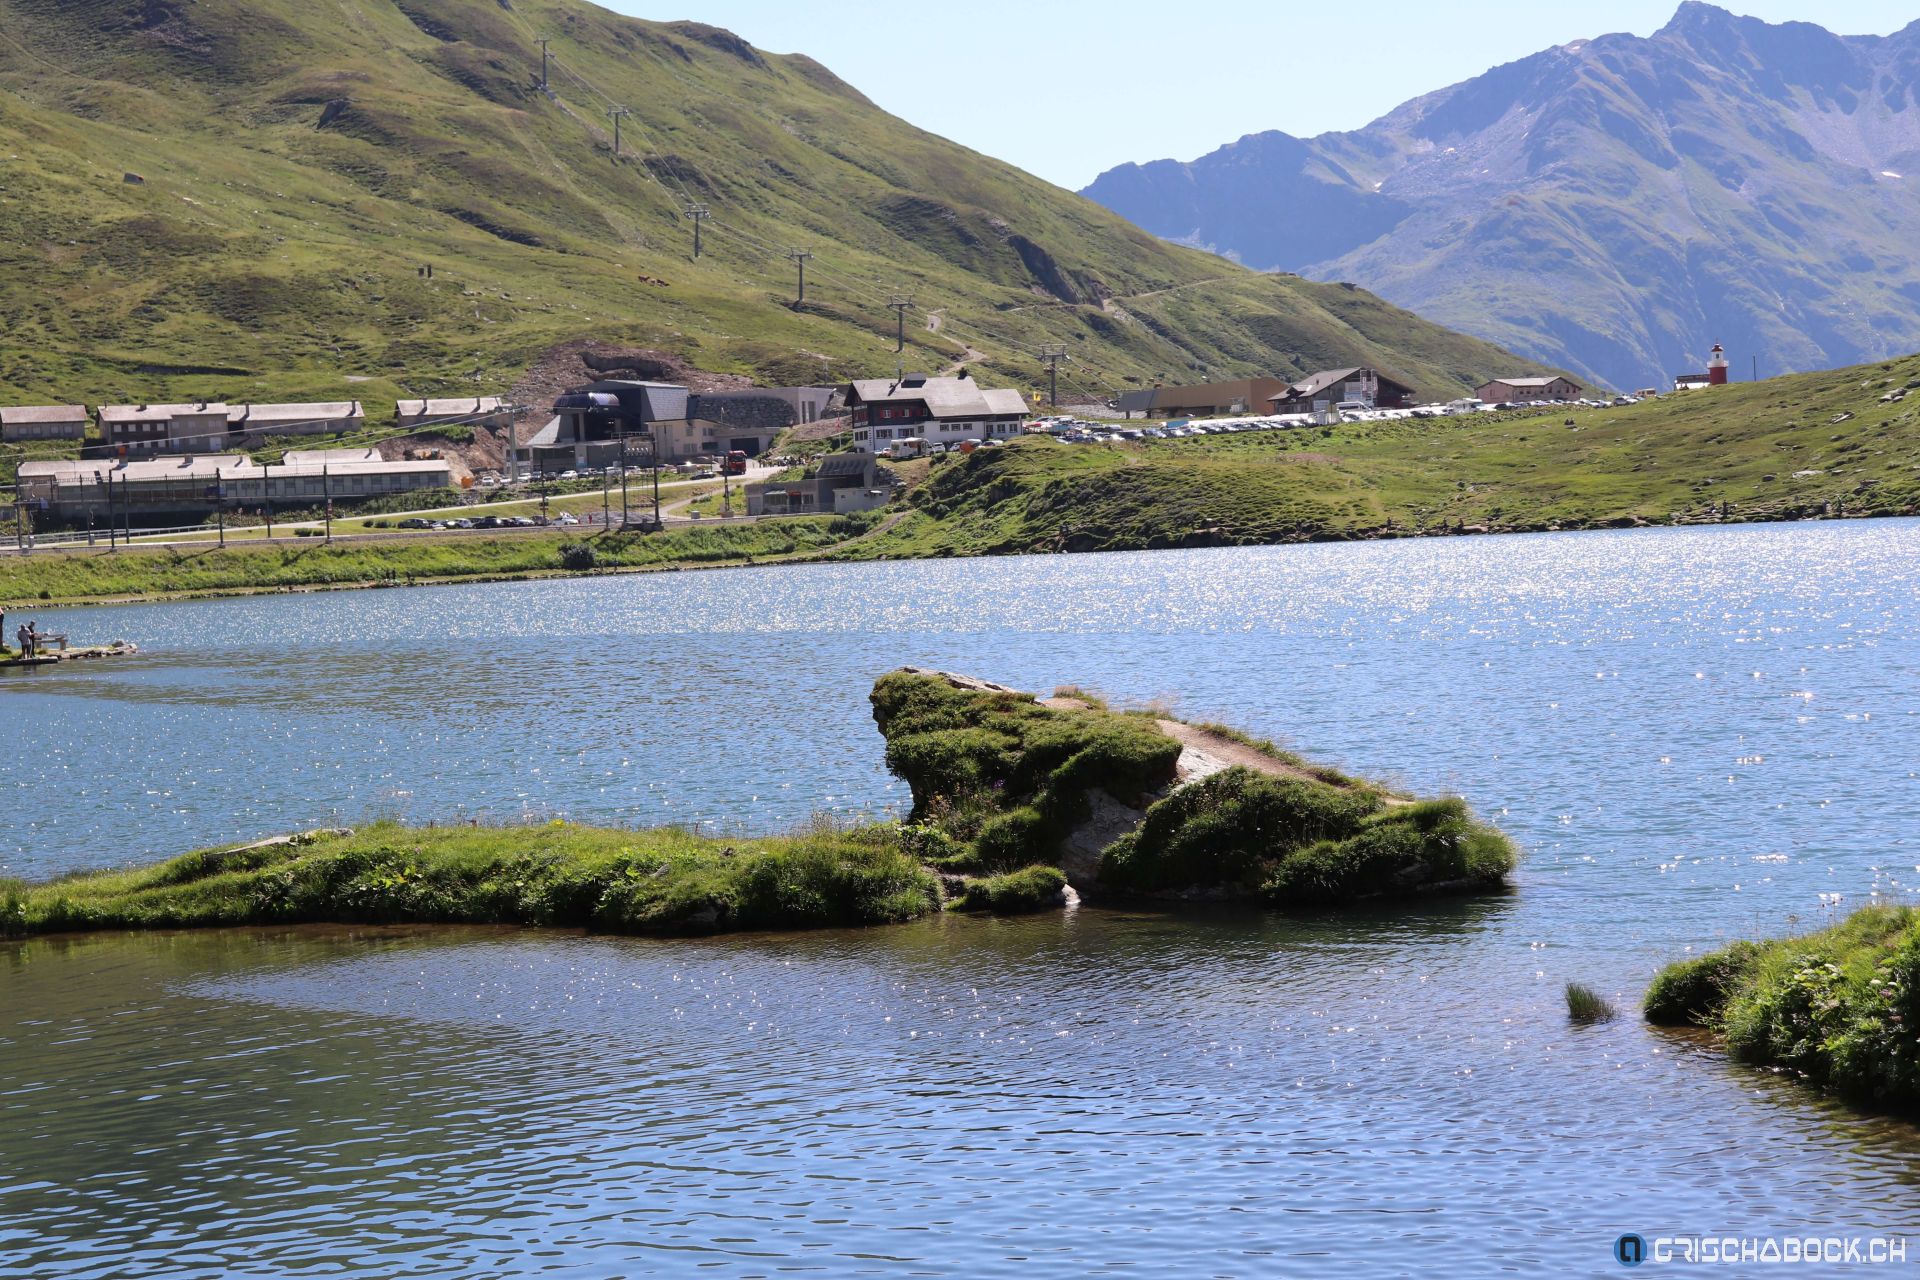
[4,522,1920,1275]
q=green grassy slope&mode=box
[850,352,1920,555]
[0,0,1560,418]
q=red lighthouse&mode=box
[1708,343,1729,386]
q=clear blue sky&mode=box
[604,1,1917,188]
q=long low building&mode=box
[228,401,366,439]
[396,396,514,430]
[18,448,451,521]
[845,374,1027,453]
[1116,378,1290,420]
[0,405,88,442]
[1476,376,1582,404]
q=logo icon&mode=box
[1615,1234,1647,1267]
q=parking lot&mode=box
[1027,392,1647,445]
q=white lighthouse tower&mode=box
[1708,343,1729,386]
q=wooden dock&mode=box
[0,642,139,669]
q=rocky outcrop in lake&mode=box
[872,669,1516,911]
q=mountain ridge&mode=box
[1082,3,1920,391]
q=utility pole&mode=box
[1752,354,1759,383]
[786,248,813,305]
[323,461,332,543]
[262,457,273,539]
[609,105,629,159]
[504,401,521,486]
[216,466,225,547]
[684,204,710,259]
[1040,344,1071,408]
[537,38,551,92]
[888,295,912,354]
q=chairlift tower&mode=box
[1040,345,1071,408]
[684,204,711,259]
[887,295,912,353]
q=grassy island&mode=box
[2,670,1515,940]
[1645,904,1920,1113]
[872,669,1515,909]
[0,821,937,939]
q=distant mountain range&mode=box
[1082,3,1920,392]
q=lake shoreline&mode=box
[0,504,1902,610]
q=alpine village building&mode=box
[845,373,1028,453]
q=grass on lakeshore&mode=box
[1645,904,1920,1112]
[0,517,860,603]
[947,864,1068,914]
[0,818,939,938]
[1565,981,1618,1024]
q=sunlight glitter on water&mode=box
[5,520,1920,1274]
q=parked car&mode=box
[471,516,501,529]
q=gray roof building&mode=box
[846,374,1027,419]
[228,402,366,435]
[0,405,87,441]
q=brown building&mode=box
[1123,378,1290,419]
[1476,376,1582,404]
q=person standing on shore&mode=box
[16,622,32,660]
